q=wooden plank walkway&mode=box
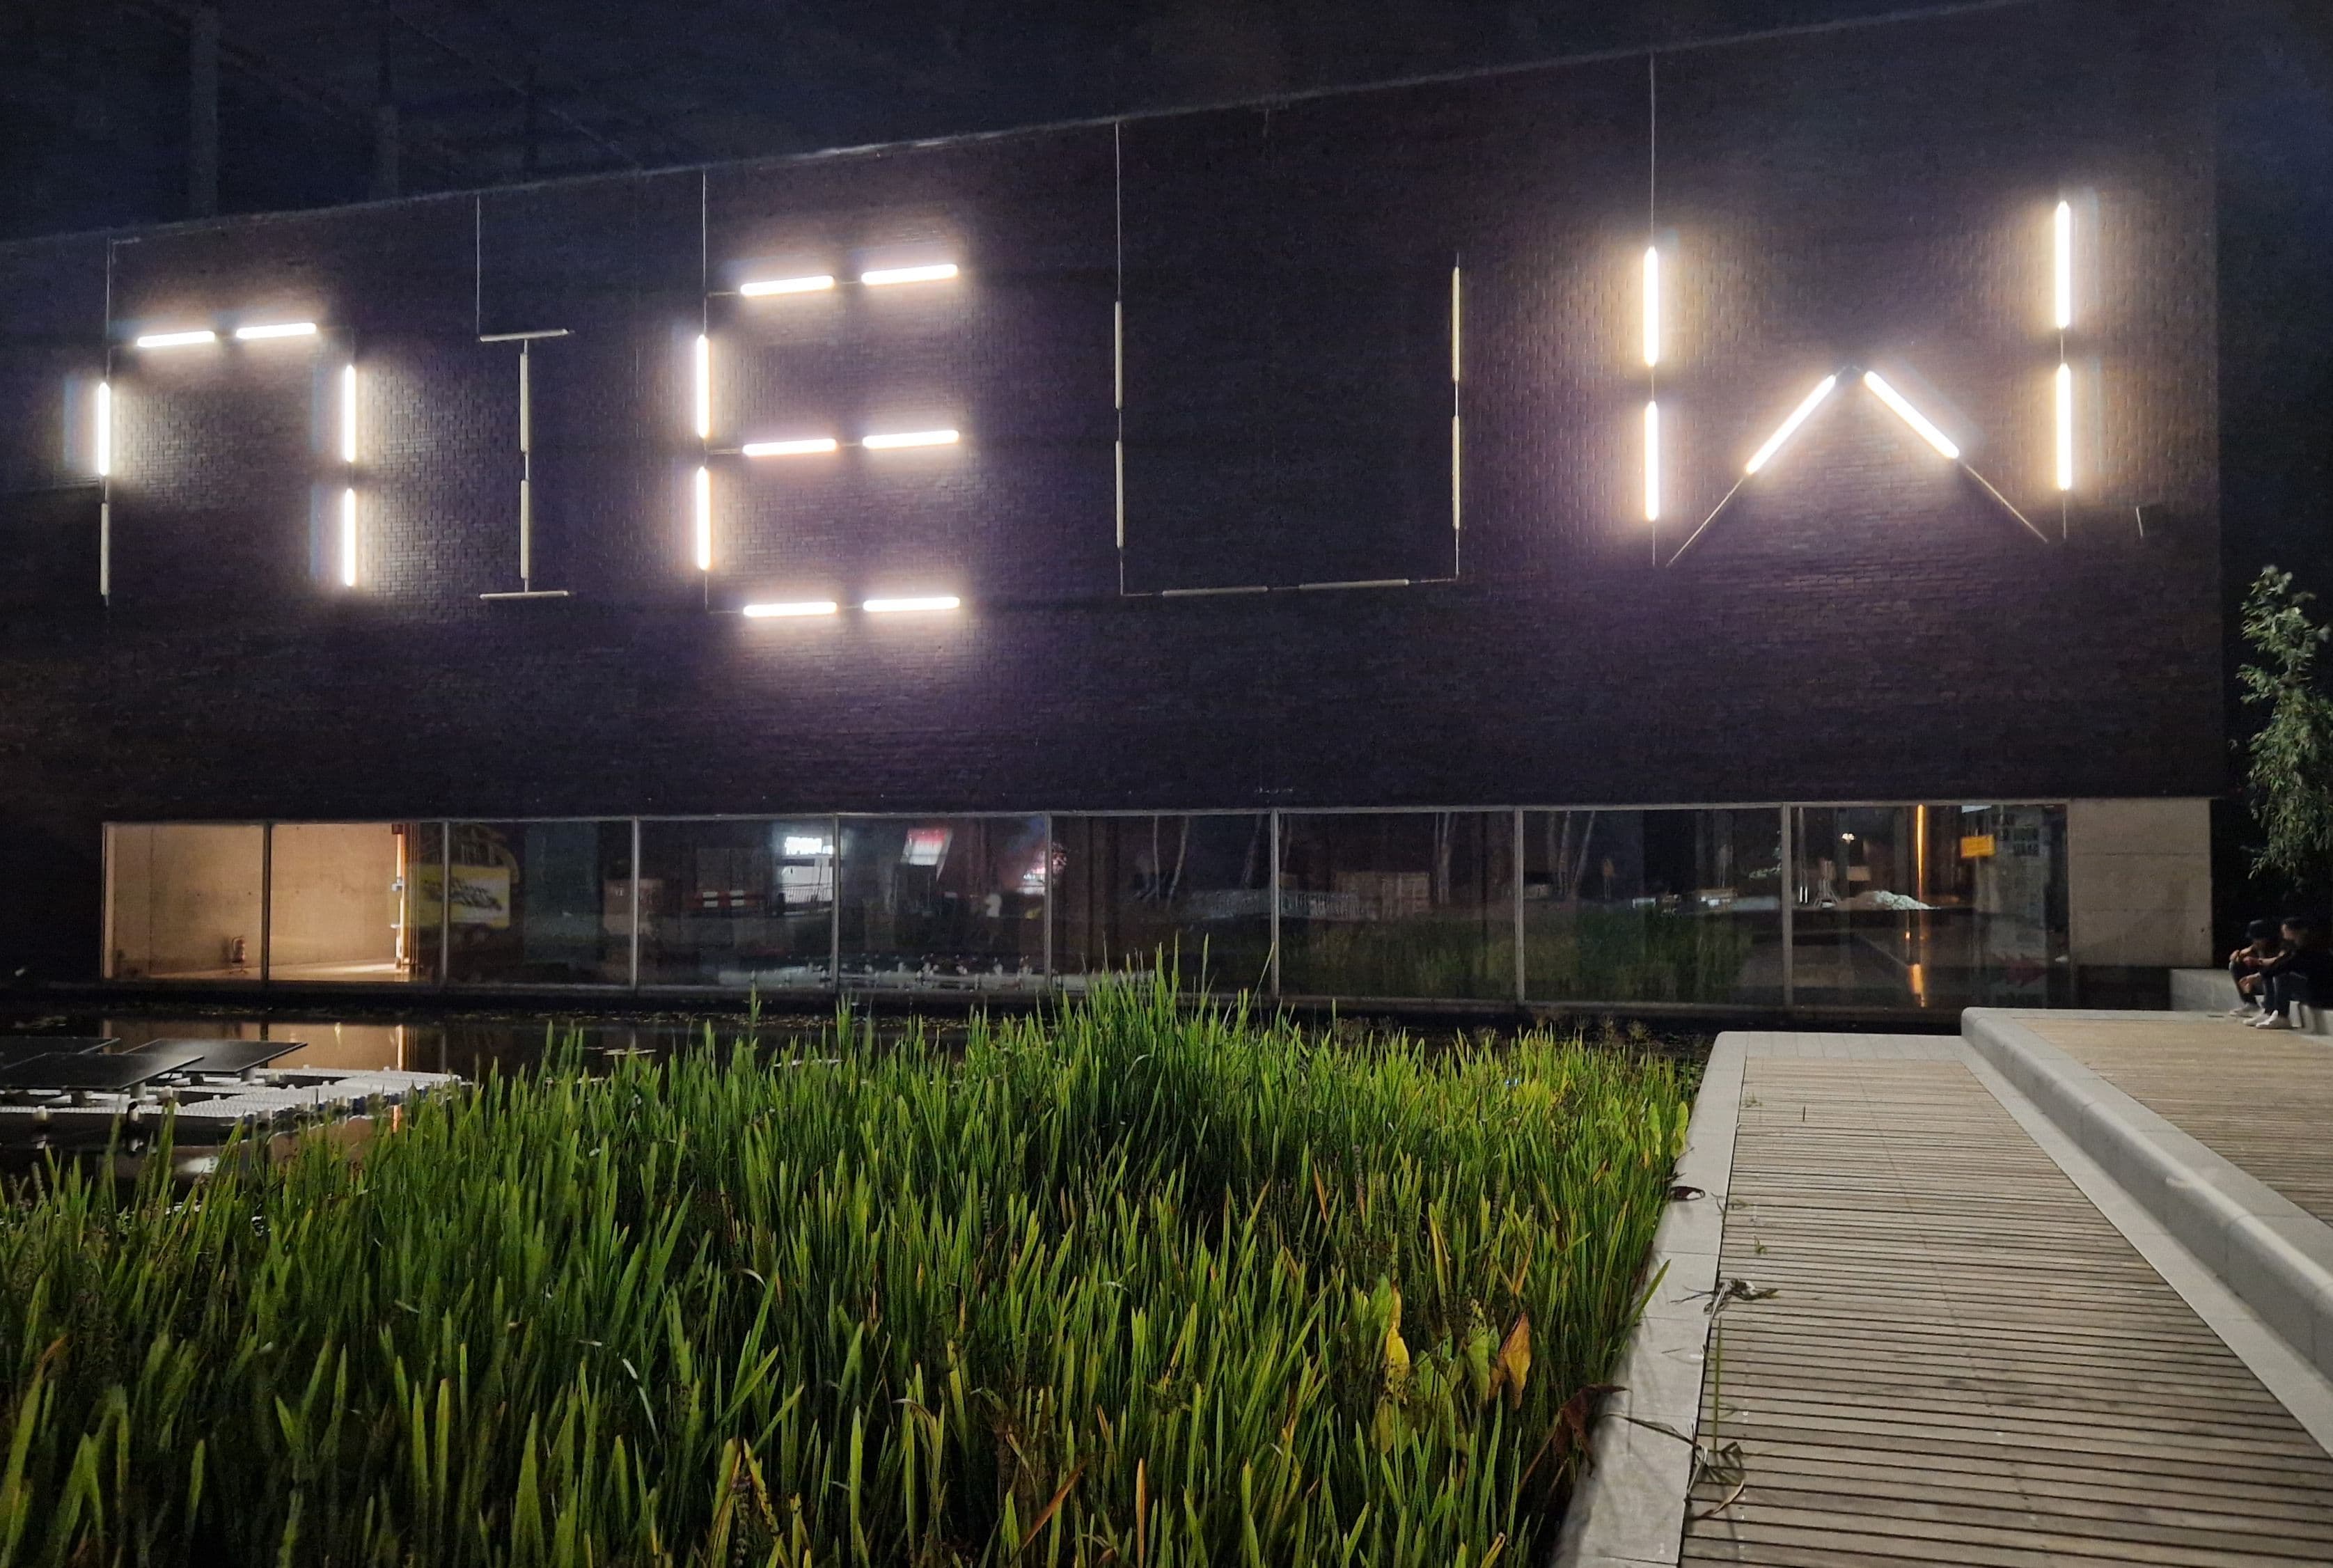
[1679,1033,2333,1566]
[2016,1014,2333,1225]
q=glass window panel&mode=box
[1523,809,1784,1005]
[445,820,633,985]
[838,817,1047,993]
[1277,812,1516,999]
[104,824,265,981]
[637,819,835,989]
[1052,814,1273,994]
[1791,803,2067,1009]
[265,822,440,983]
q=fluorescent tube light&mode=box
[134,330,217,350]
[94,382,111,478]
[1642,246,1661,367]
[693,334,710,440]
[2055,362,2075,490]
[693,466,712,572]
[741,437,840,457]
[859,263,958,287]
[862,595,960,613]
[1744,374,1838,475]
[340,365,357,464]
[339,487,357,587]
[1861,370,1960,460]
[739,274,836,297]
[2052,200,2073,331]
[861,428,959,450]
[743,600,840,618]
[1643,400,1660,522]
[234,321,317,340]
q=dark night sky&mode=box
[1,0,2329,584]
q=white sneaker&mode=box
[2254,1013,2297,1030]
[2224,1004,2259,1019]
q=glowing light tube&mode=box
[134,329,217,350]
[859,263,959,287]
[2055,361,2075,491]
[741,437,840,457]
[1643,400,1660,522]
[2052,200,2073,331]
[1642,246,1661,367]
[1744,374,1838,475]
[862,428,959,450]
[235,321,318,340]
[1861,370,1961,460]
[94,382,111,478]
[693,465,712,572]
[739,274,836,297]
[693,334,710,440]
[340,364,357,463]
[863,595,960,613]
[743,599,840,618]
[339,487,357,588]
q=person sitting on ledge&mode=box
[2226,918,2284,1018]
[2251,915,2333,1030]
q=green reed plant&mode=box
[0,971,1686,1567]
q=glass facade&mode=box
[838,817,1048,993]
[1053,814,1273,994]
[1278,813,1516,999]
[1523,810,1785,1006]
[97,805,2072,1008]
[638,818,835,989]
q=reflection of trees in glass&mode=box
[1527,908,1754,1004]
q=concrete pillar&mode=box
[2066,798,2213,967]
[188,6,219,218]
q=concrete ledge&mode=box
[1550,1033,1746,1568]
[2169,967,2240,1012]
[1962,1009,2333,1383]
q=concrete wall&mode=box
[265,821,402,971]
[2068,797,2213,967]
[0,1,2222,980]
[104,823,264,978]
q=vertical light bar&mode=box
[2052,200,2073,331]
[1450,265,1463,538]
[693,465,712,572]
[339,487,357,588]
[693,333,710,441]
[340,364,357,464]
[1643,401,1661,522]
[93,382,112,478]
[1642,246,1661,366]
[2055,361,2075,491]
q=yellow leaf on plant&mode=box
[1498,1315,1532,1408]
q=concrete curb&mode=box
[1962,1008,2333,1383]
[1548,1033,1745,1568]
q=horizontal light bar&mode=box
[133,329,217,350]
[693,334,710,441]
[1642,400,1660,522]
[2055,362,2075,491]
[340,364,357,464]
[862,595,960,613]
[861,428,959,450]
[859,263,959,287]
[94,382,111,478]
[339,487,357,588]
[741,437,839,457]
[234,321,318,340]
[739,274,836,297]
[1861,370,1960,460]
[743,600,840,618]
[2052,200,2073,331]
[1744,374,1838,475]
[1642,246,1661,368]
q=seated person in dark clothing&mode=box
[2227,918,2284,1017]
[2253,915,2333,1030]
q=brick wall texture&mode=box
[0,0,2220,978]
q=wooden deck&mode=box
[2016,1013,2333,1225]
[1679,1033,2333,1566]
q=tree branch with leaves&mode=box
[2239,566,2333,893]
